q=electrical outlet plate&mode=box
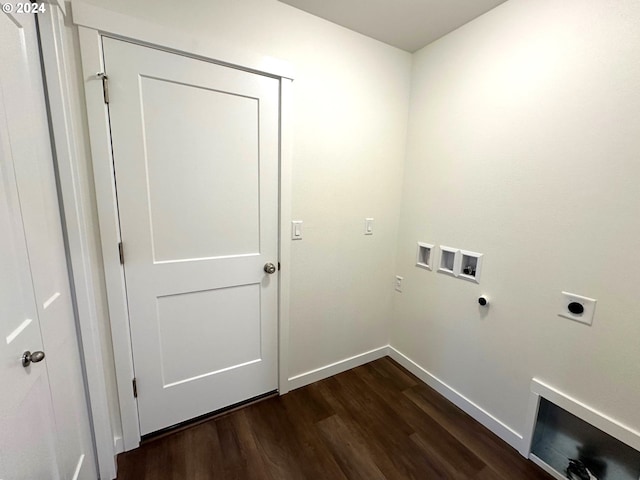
[559,291,597,325]
[395,275,403,292]
[416,242,433,270]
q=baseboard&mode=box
[287,346,389,391]
[114,435,124,455]
[387,346,524,453]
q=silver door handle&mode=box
[264,263,277,274]
[22,350,45,367]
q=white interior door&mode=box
[0,80,59,480]
[102,38,280,435]
[0,10,96,480]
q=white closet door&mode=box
[0,10,96,480]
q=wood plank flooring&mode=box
[116,357,552,479]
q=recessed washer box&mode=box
[458,250,483,283]
[559,292,597,325]
[415,242,433,270]
[438,246,459,277]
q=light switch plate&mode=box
[291,220,303,240]
[559,291,597,325]
[395,275,403,292]
[365,218,374,235]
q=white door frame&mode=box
[73,1,294,451]
[36,3,116,478]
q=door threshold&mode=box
[141,390,278,444]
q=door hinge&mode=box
[97,72,109,104]
[132,378,138,398]
[118,242,124,265]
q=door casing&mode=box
[35,4,119,478]
[74,2,294,451]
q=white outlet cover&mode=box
[559,291,597,325]
[395,275,403,292]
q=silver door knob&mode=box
[264,262,277,274]
[22,350,45,367]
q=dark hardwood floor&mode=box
[116,357,552,479]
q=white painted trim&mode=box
[71,1,294,80]
[77,25,141,452]
[521,388,542,457]
[528,378,640,453]
[37,6,116,479]
[113,436,124,455]
[77,19,295,450]
[387,346,524,451]
[46,0,66,16]
[529,454,566,480]
[287,346,389,391]
[278,78,294,396]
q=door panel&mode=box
[141,75,261,262]
[0,14,60,479]
[0,378,60,480]
[0,10,96,480]
[157,284,262,387]
[103,38,280,435]
[0,82,59,480]
[0,81,44,413]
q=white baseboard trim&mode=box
[387,346,524,453]
[529,453,566,480]
[287,346,389,391]
[114,435,124,455]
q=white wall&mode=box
[67,0,640,457]
[393,0,640,441]
[69,0,411,438]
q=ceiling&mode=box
[277,0,508,52]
